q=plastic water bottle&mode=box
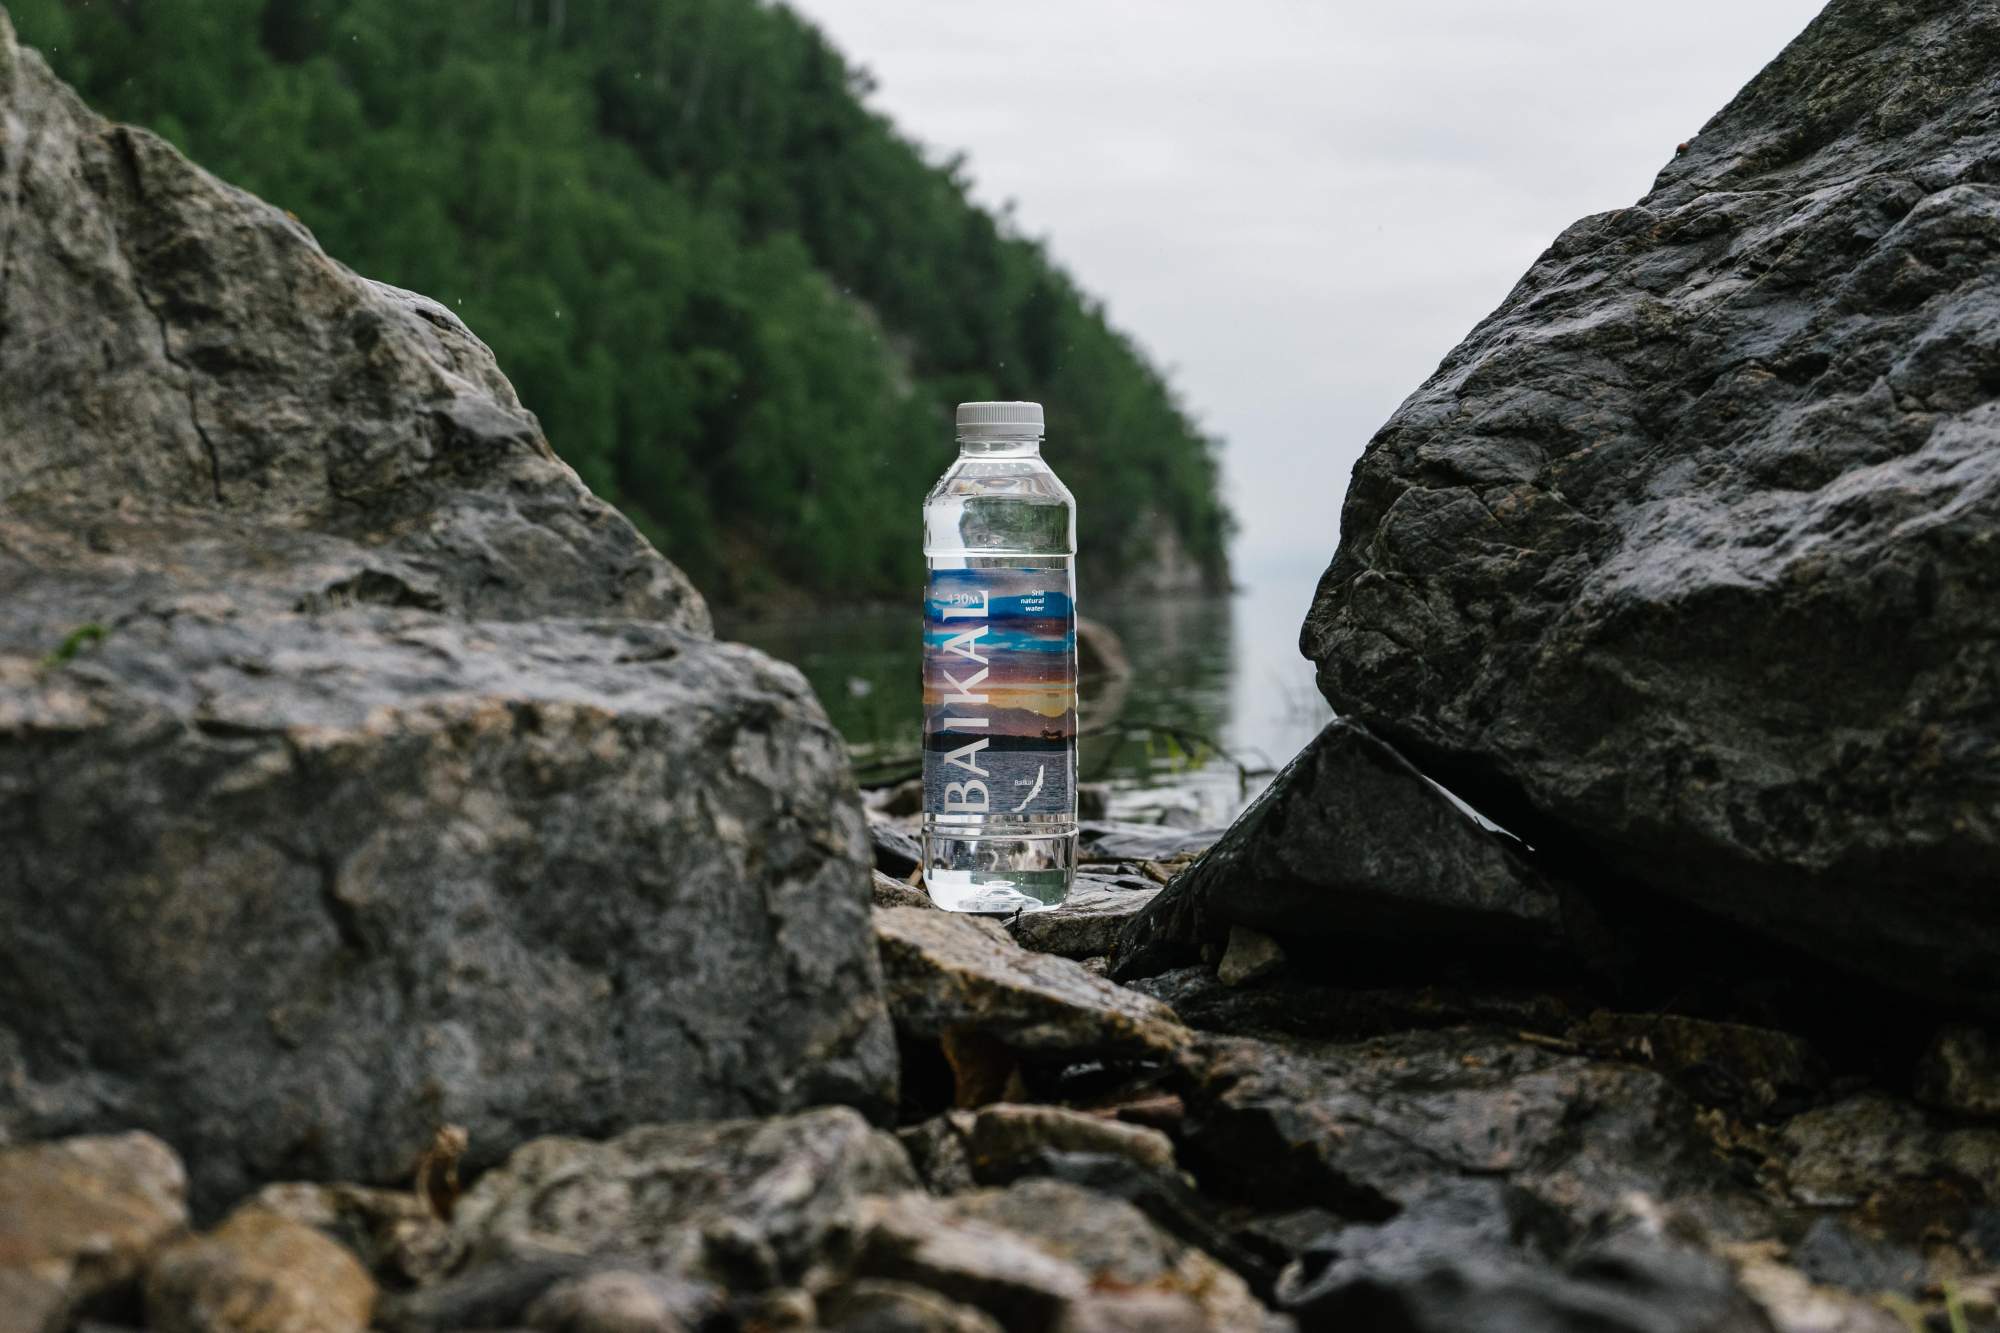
[922,401,1078,913]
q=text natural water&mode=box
[921,401,1078,912]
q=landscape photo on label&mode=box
[922,566,1077,816]
[923,566,1078,742]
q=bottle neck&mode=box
[958,434,1043,458]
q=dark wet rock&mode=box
[144,1207,376,1333]
[1006,871,1161,960]
[1127,969,1581,1045]
[1075,822,1219,866]
[1301,0,2000,1013]
[1278,1225,1772,1333]
[1567,1013,1825,1119]
[451,1108,916,1289]
[1780,1093,2000,1211]
[874,907,1190,1068]
[876,871,936,910]
[871,817,926,879]
[1784,1217,1927,1297]
[522,1269,722,1333]
[0,17,893,1212]
[1112,722,1583,983]
[1917,1024,2000,1120]
[0,1133,189,1333]
[1174,1027,1774,1244]
[821,1279,1005,1333]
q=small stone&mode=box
[1053,1292,1210,1333]
[856,1194,1087,1331]
[244,1182,452,1287]
[939,1179,1271,1333]
[871,818,925,878]
[145,1208,374,1333]
[1007,872,1162,960]
[374,1256,598,1333]
[734,1287,816,1331]
[452,1108,916,1288]
[965,1105,1176,1182]
[1215,926,1284,988]
[0,1132,189,1333]
[819,1279,1004,1333]
[1567,1011,1824,1117]
[875,871,935,910]
[1915,1024,2000,1119]
[1781,1093,2000,1209]
[897,1113,979,1195]
[1721,1240,1908,1333]
[524,1270,721,1333]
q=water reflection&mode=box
[720,572,1331,828]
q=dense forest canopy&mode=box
[12,0,1233,605]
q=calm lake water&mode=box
[721,567,1333,829]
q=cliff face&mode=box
[0,11,893,1212]
[1304,0,2000,1012]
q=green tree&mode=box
[10,0,1232,604]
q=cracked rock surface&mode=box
[1302,0,2000,1013]
[0,13,893,1214]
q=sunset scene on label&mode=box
[923,567,1077,743]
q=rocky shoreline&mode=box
[4,0,1999,1330]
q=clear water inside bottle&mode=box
[922,431,1077,914]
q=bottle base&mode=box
[923,829,1076,914]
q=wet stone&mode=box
[450,1107,917,1288]
[144,1207,375,1333]
[0,1133,189,1333]
[1006,871,1162,960]
[874,907,1190,1066]
[1916,1024,2000,1120]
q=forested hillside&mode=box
[10,0,1232,604]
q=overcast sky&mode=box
[785,0,1827,583]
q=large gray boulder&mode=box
[0,13,894,1212]
[1303,0,2000,1012]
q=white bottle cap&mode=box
[956,401,1044,436]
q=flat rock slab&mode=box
[146,1207,376,1333]
[874,907,1189,1064]
[1075,822,1220,865]
[1112,720,1581,981]
[0,19,893,1213]
[1301,0,2000,1012]
[1006,869,1162,960]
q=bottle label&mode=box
[923,565,1077,822]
